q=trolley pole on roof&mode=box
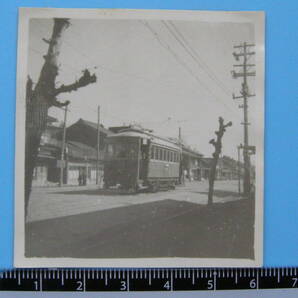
[59,106,68,187]
[96,105,101,185]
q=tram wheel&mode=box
[149,182,158,193]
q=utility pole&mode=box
[237,144,243,194]
[96,105,101,185]
[208,117,232,205]
[178,127,183,184]
[232,42,255,196]
[59,106,68,187]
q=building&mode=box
[199,156,244,181]
[32,118,113,186]
[180,144,203,181]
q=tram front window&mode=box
[106,142,138,159]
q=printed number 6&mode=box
[250,279,256,289]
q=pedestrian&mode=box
[78,169,82,186]
[83,170,87,186]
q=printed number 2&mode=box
[76,281,83,291]
[292,278,298,288]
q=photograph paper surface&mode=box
[14,8,264,267]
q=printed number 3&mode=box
[120,281,127,291]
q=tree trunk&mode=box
[208,155,218,205]
[207,117,232,206]
[24,19,97,219]
[24,19,70,219]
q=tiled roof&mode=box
[66,140,99,160]
[77,118,114,135]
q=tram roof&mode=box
[107,128,181,150]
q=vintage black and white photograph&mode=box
[15,8,264,267]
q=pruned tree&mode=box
[208,117,232,205]
[25,18,97,218]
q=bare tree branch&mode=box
[54,69,97,96]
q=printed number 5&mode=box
[207,280,214,289]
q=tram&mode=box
[103,128,182,192]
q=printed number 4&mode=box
[164,281,171,290]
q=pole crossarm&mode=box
[233,64,255,67]
[233,93,255,100]
[231,71,256,78]
[233,43,255,48]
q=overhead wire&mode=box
[166,20,233,96]
[141,20,239,118]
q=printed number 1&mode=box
[34,281,38,291]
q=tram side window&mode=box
[157,148,161,160]
[151,146,155,159]
[154,147,158,160]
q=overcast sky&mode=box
[28,16,257,159]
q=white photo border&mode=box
[14,7,265,268]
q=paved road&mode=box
[25,180,253,259]
[26,195,253,259]
[27,180,242,222]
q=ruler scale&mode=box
[0,268,297,292]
